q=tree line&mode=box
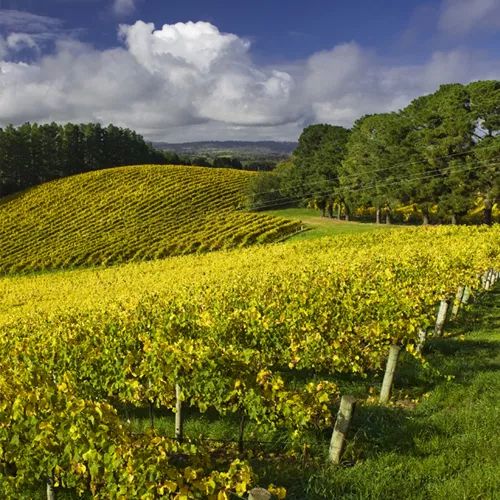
[0,122,168,196]
[166,154,275,171]
[249,80,499,224]
[0,122,277,197]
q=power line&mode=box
[248,159,497,210]
[249,157,498,209]
[250,161,493,211]
[247,160,499,211]
[248,142,500,201]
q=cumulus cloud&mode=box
[0,19,499,141]
[6,33,39,53]
[439,0,500,36]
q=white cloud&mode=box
[0,9,80,54]
[113,0,136,17]
[6,33,39,53]
[0,19,499,141]
[439,0,500,36]
[120,20,249,73]
[0,9,63,33]
[0,36,7,60]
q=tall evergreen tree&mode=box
[403,83,476,223]
[340,113,411,223]
[468,80,500,224]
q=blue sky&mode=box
[0,0,499,141]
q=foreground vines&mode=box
[0,225,498,497]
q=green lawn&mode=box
[264,208,394,241]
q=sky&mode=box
[0,0,499,142]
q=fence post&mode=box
[483,270,491,290]
[451,286,464,320]
[435,300,449,336]
[248,487,272,500]
[486,269,495,289]
[380,345,401,404]
[47,479,55,500]
[328,395,356,464]
[491,270,498,286]
[461,286,471,306]
[415,328,427,354]
[175,383,183,441]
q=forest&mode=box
[0,122,167,196]
[249,80,499,225]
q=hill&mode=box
[154,140,296,158]
[0,164,302,274]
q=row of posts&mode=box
[327,267,498,466]
[47,269,498,499]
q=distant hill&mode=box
[0,165,302,274]
[154,141,297,158]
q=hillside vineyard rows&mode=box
[0,226,498,497]
[0,165,301,274]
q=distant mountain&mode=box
[153,140,297,158]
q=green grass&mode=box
[263,208,393,241]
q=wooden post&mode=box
[415,328,427,354]
[47,479,55,500]
[248,487,272,500]
[461,286,471,306]
[435,300,448,336]
[149,401,155,429]
[486,269,495,289]
[175,384,183,441]
[380,345,401,404]
[328,395,356,464]
[483,270,491,290]
[491,270,497,286]
[451,286,464,320]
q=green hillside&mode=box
[0,164,301,274]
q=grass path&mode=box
[263,208,394,240]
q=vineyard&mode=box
[0,164,301,275]
[0,225,499,498]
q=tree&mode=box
[340,113,411,223]
[280,124,350,215]
[403,83,476,224]
[212,156,242,169]
[468,80,500,224]
[0,125,28,193]
[0,122,170,196]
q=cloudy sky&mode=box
[0,0,499,142]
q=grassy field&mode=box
[119,285,500,499]
[263,208,393,240]
[0,165,301,275]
